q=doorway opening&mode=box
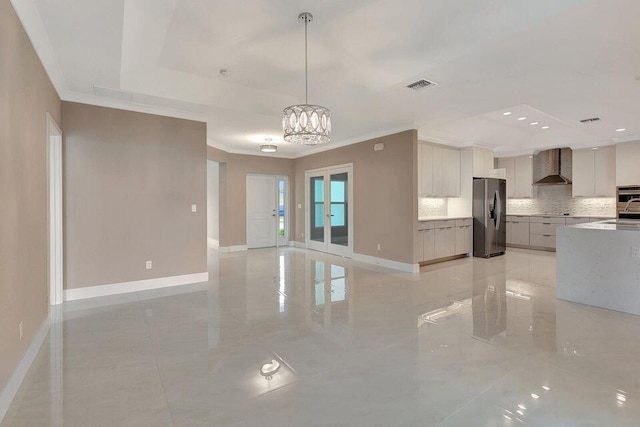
[47,113,63,305]
[246,174,289,249]
[207,160,220,249]
[305,164,353,257]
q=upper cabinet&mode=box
[472,147,495,178]
[496,155,533,198]
[418,143,460,197]
[615,143,640,187]
[572,147,615,197]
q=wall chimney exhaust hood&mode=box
[532,148,572,185]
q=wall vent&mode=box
[579,117,601,124]
[406,79,438,91]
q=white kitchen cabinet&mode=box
[511,221,530,246]
[529,216,565,251]
[514,156,533,198]
[572,147,615,197]
[418,143,460,197]
[497,157,516,198]
[497,156,532,198]
[432,146,443,196]
[444,149,460,197]
[423,229,436,261]
[455,225,473,254]
[417,219,471,263]
[506,216,530,247]
[418,144,433,197]
[594,148,616,197]
[435,223,456,259]
[616,142,640,186]
[472,147,495,178]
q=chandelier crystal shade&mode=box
[282,12,331,145]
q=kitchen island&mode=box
[556,220,640,315]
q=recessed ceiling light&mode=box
[592,147,599,150]
[531,393,540,399]
[518,117,527,121]
[616,128,627,132]
[530,122,539,125]
[503,112,512,116]
[541,126,550,129]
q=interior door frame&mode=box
[47,113,63,306]
[246,173,290,249]
[304,163,354,257]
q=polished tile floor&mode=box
[3,247,640,426]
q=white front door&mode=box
[306,165,353,257]
[247,175,277,248]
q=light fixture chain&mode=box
[304,16,308,104]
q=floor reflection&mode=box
[2,248,640,426]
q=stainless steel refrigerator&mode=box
[473,178,506,258]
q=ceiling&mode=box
[14,0,640,157]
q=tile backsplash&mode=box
[506,185,616,217]
[418,198,448,217]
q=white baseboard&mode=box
[290,241,306,249]
[218,245,247,253]
[207,238,219,249]
[351,252,419,273]
[64,272,209,301]
[0,314,50,423]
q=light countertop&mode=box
[565,220,640,232]
[507,214,615,219]
[418,216,472,222]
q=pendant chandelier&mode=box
[283,12,331,145]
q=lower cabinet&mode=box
[417,218,472,263]
[454,225,473,255]
[435,227,456,259]
[422,229,436,261]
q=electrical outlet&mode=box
[191,204,197,212]
[377,244,381,251]
[19,321,23,341]
[146,260,152,270]
[632,247,640,258]
[298,204,302,209]
[301,232,304,238]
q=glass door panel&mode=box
[330,172,348,247]
[309,176,325,243]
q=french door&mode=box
[305,164,353,257]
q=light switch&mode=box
[632,247,640,258]
[191,204,197,212]
[298,204,302,209]
[146,260,152,270]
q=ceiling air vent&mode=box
[579,117,601,124]
[406,79,438,91]
[93,85,134,101]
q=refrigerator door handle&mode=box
[494,190,502,230]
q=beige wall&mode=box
[62,102,207,289]
[294,130,418,264]
[0,0,61,390]
[207,147,295,248]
